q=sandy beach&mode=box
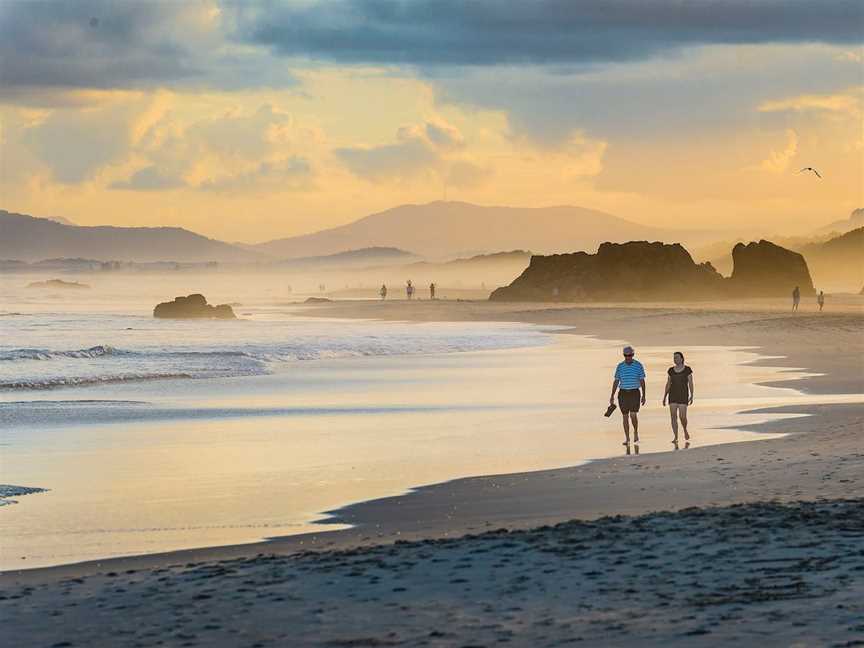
[2,299,863,646]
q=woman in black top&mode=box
[663,351,694,444]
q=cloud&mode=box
[198,156,312,191]
[429,44,864,148]
[834,49,864,62]
[445,160,491,189]
[20,97,153,183]
[109,165,184,191]
[755,129,799,174]
[423,120,464,149]
[336,138,438,182]
[108,103,318,192]
[0,0,296,98]
[758,87,863,116]
[238,0,863,67]
[335,119,465,182]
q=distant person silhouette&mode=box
[380,284,388,300]
[792,286,800,312]
[430,282,436,300]
[609,345,646,446]
[406,280,414,300]
[663,351,694,444]
[817,290,825,312]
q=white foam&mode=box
[0,485,48,506]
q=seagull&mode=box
[799,167,822,179]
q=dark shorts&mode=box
[618,389,641,414]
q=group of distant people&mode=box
[792,286,826,312]
[379,280,437,301]
[609,346,694,449]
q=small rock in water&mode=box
[153,294,236,319]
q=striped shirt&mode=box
[614,360,645,390]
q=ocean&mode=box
[1,274,855,569]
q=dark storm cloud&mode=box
[240,0,863,66]
[0,0,295,97]
[3,1,859,98]
[0,1,200,90]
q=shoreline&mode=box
[3,300,863,646]
[3,300,862,586]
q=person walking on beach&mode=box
[817,290,825,312]
[406,280,414,300]
[380,284,388,300]
[792,286,800,312]
[663,351,694,445]
[430,282,436,300]
[609,345,646,446]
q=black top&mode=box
[667,366,693,404]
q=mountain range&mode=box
[252,201,714,259]
[4,202,856,268]
[814,208,864,235]
[1,202,713,263]
[799,227,864,289]
[699,225,863,291]
[276,247,420,269]
[0,210,259,263]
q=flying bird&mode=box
[799,167,822,179]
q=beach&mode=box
[2,299,863,646]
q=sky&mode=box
[0,0,862,243]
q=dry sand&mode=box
[2,299,863,646]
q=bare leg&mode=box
[630,412,639,443]
[680,405,689,440]
[669,404,679,442]
[621,412,630,445]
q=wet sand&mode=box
[2,300,863,646]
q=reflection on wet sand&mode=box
[4,328,861,570]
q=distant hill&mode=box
[695,234,832,276]
[814,208,864,235]
[404,250,531,272]
[278,247,419,269]
[254,201,711,259]
[799,227,864,290]
[0,210,262,263]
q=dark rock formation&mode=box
[26,279,90,289]
[304,297,333,303]
[729,240,815,297]
[490,239,816,302]
[153,294,235,319]
[490,242,724,302]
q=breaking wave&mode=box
[0,485,49,506]
[1,345,121,361]
[0,323,550,391]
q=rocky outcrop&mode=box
[729,240,815,297]
[490,242,724,302]
[153,294,235,319]
[304,297,332,303]
[26,278,90,289]
[490,239,816,302]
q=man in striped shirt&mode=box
[609,345,647,445]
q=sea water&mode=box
[1,277,860,569]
